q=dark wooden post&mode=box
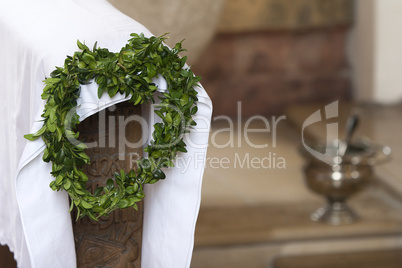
[72,102,143,267]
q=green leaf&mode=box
[81,200,93,209]
[152,169,166,180]
[180,69,190,77]
[55,175,63,185]
[34,125,46,136]
[44,78,61,86]
[97,85,105,99]
[165,160,175,167]
[77,40,87,51]
[75,188,86,195]
[41,92,51,100]
[75,207,81,221]
[126,186,135,195]
[191,106,198,115]
[171,88,183,99]
[180,56,187,68]
[77,170,88,181]
[151,150,162,158]
[112,76,118,85]
[77,61,86,68]
[133,183,139,193]
[24,134,40,141]
[82,53,95,64]
[149,178,159,184]
[46,120,56,133]
[154,110,164,119]
[75,142,87,150]
[87,212,98,221]
[108,85,119,97]
[94,187,103,196]
[120,169,126,181]
[49,108,56,123]
[73,181,83,190]
[136,191,145,199]
[64,179,72,190]
[180,93,189,106]
[92,206,104,213]
[106,179,114,190]
[165,113,172,124]
[117,198,130,208]
[42,148,50,161]
[68,199,74,212]
[50,181,58,191]
[56,127,63,142]
[173,113,182,126]
[177,146,188,153]
[134,95,142,105]
[55,149,65,163]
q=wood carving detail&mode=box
[72,103,143,268]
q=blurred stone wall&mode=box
[108,0,226,65]
[218,0,353,32]
[193,0,354,116]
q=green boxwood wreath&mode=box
[24,33,200,221]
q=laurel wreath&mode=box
[24,33,200,220]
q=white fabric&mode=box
[0,0,212,267]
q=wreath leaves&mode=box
[24,33,200,221]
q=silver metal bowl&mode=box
[301,138,391,225]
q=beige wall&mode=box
[349,0,402,104]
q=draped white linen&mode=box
[0,0,212,267]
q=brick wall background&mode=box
[192,0,354,116]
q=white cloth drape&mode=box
[0,0,212,267]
